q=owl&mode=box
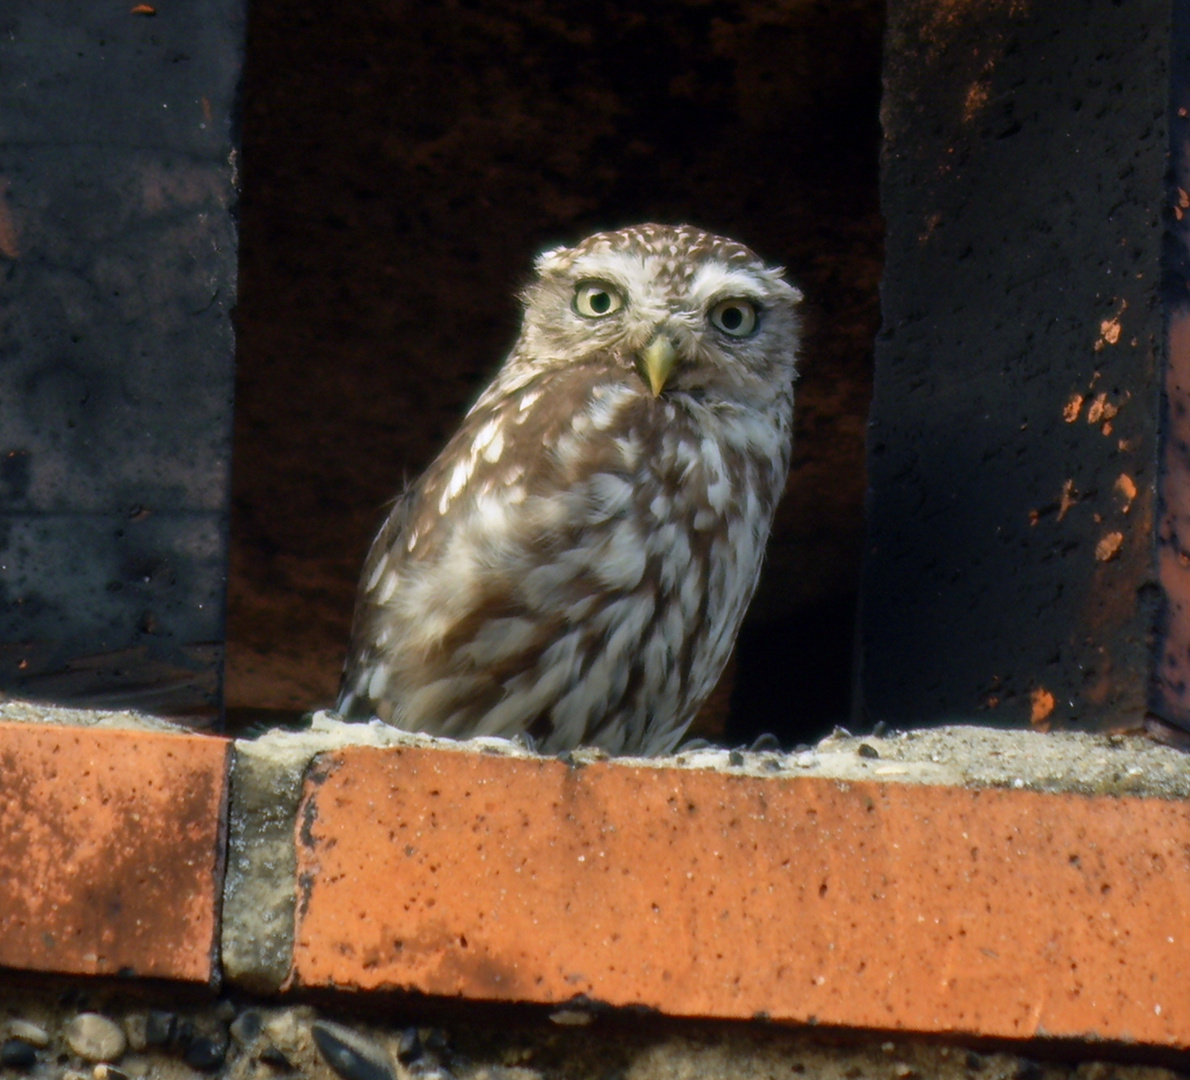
[337,224,801,755]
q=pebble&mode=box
[65,1013,127,1063]
[0,1038,37,1069]
[422,1028,450,1055]
[547,1009,592,1027]
[122,1013,148,1053]
[258,1043,293,1070]
[230,1009,263,1048]
[6,1020,49,1048]
[95,1066,129,1080]
[174,1019,198,1051]
[183,1036,228,1072]
[262,1013,307,1056]
[396,1027,423,1064]
[311,1020,395,1080]
[214,1000,237,1023]
[144,1011,176,1048]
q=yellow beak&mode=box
[639,334,678,398]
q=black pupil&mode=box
[590,291,611,314]
[720,306,744,330]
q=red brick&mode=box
[292,744,1190,1048]
[0,720,230,982]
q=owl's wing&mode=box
[336,488,416,720]
[335,365,622,730]
[334,378,556,724]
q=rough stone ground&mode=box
[0,982,1186,1080]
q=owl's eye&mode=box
[709,298,759,337]
[573,281,624,318]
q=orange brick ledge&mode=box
[291,741,1190,1048]
[4,708,1190,1053]
[0,717,229,983]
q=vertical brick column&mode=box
[861,0,1185,732]
[0,2,243,720]
[1157,6,1190,728]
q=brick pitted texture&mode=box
[0,720,229,983]
[291,742,1190,1047]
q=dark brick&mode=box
[862,0,1188,732]
[0,1,243,721]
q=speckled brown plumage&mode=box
[338,224,801,754]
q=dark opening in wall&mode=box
[228,0,885,747]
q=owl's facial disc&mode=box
[638,333,678,397]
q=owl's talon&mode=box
[749,732,782,753]
[510,731,539,754]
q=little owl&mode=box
[338,223,801,755]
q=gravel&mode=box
[0,985,1184,1080]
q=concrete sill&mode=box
[3,704,1190,1052]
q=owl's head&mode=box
[516,224,801,404]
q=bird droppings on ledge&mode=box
[0,699,187,732]
[234,709,1190,797]
[4,697,1187,800]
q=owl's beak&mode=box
[639,334,678,397]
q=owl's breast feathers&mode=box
[339,361,792,754]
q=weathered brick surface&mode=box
[0,720,229,982]
[291,742,1190,1048]
[4,714,1187,1051]
[862,0,1185,731]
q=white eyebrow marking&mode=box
[689,263,767,307]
